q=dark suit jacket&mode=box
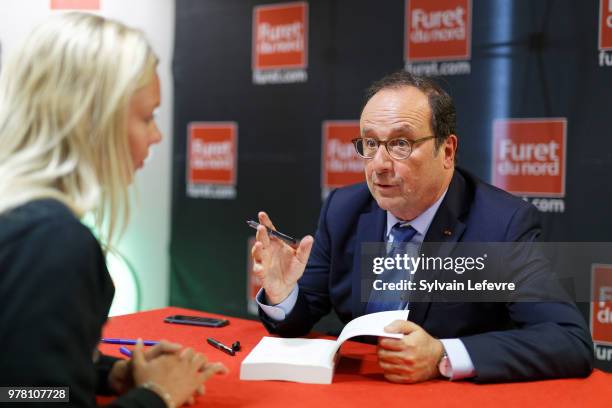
[0,199,165,407]
[260,168,593,382]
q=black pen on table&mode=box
[207,338,235,356]
[246,220,298,245]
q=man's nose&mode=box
[369,144,393,172]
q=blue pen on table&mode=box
[101,338,159,346]
[119,346,132,358]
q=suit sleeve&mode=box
[96,354,166,408]
[96,354,121,395]
[259,189,337,337]
[460,204,594,382]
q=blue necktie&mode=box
[365,223,417,314]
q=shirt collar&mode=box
[386,188,449,238]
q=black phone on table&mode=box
[164,315,229,327]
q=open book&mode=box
[240,310,409,384]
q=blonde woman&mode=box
[0,13,226,408]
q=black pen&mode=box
[246,220,298,245]
[207,337,235,356]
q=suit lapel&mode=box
[409,170,470,326]
[352,202,386,318]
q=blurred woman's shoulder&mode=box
[1,199,82,237]
[0,198,101,259]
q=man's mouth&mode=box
[375,182,398,189]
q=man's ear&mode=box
[443,134,457,169]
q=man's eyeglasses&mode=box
[351,136,436,160]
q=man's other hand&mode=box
[377,320,445,383]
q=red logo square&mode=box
[405,0,471,62]
[188,122,237,186]
[491,118,566,197]
[253,2,308,70]
[600,0,612,50]
[322,121,365,190]
[591,264,612,345]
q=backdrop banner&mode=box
[172,0,612,372]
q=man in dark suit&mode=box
[251,72,593,383]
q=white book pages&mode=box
[240,310,409,384]
[243,337,337,367]
[333,310,408,352]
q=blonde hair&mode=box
[0,12,158,248]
